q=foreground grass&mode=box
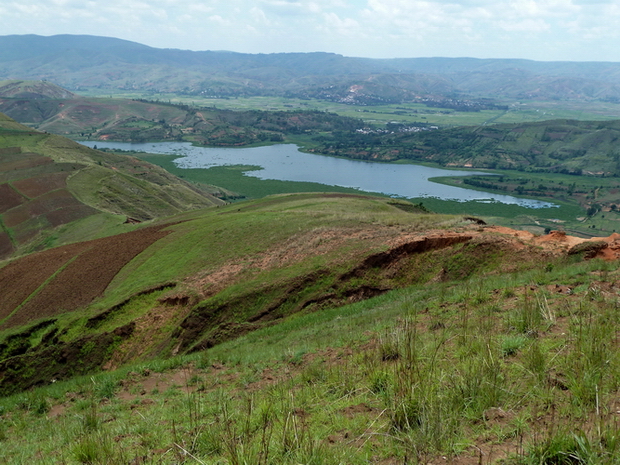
[2,255,620,464]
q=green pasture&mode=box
[97,193,452,310]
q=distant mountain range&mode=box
[3,34,620,103]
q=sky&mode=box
[2,0,620,62]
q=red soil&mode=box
[0,154,53,174]
[0,232,13,258]
[0,224,172,330]
[489,226,620,260]
[12,171,70,198]
[3,189,80,227]
[0,183,26,213]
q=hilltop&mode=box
[1,185,616,394]
[0,189,619,463]
[0,80,76,99]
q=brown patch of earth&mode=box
[0,183,26,212]
[12,171,70,198]
[3,189,85,227]
[0,153,53,174]
[0,223,173,329]
[0,232,13,258]
[103,301,193,370]
[488,226,620,261]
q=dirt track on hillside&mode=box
[0,224,172,329]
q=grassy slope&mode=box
[0,194,465,385]
[0,80,76,99]
[0,230,618,464]
[0,96,363,147]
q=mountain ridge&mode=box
[4,34,620,102]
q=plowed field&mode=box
[0,224,172,329]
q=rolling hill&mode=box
[1,188,614,397]
[0,92,364,144]
[1,183,620,463]
[0,79,76,99]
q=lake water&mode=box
[80,141,555,208]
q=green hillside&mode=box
[0,193,460,393]
[0,96,363,145]
[0,113,224,259]
[315,119,620,175]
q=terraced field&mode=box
[0,115,225,259]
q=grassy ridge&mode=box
[0,193,465,395]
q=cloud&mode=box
[1,0,620,60]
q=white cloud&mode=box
[323,12,360,33]
[188,4,216,14]
[208,15,230,26]
[1,0,620,60]
[498,18,550,33]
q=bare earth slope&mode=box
[0,224,171,329]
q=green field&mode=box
[2,233,620,464]
[77,90,620,127]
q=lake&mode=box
[80,141,555,208]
